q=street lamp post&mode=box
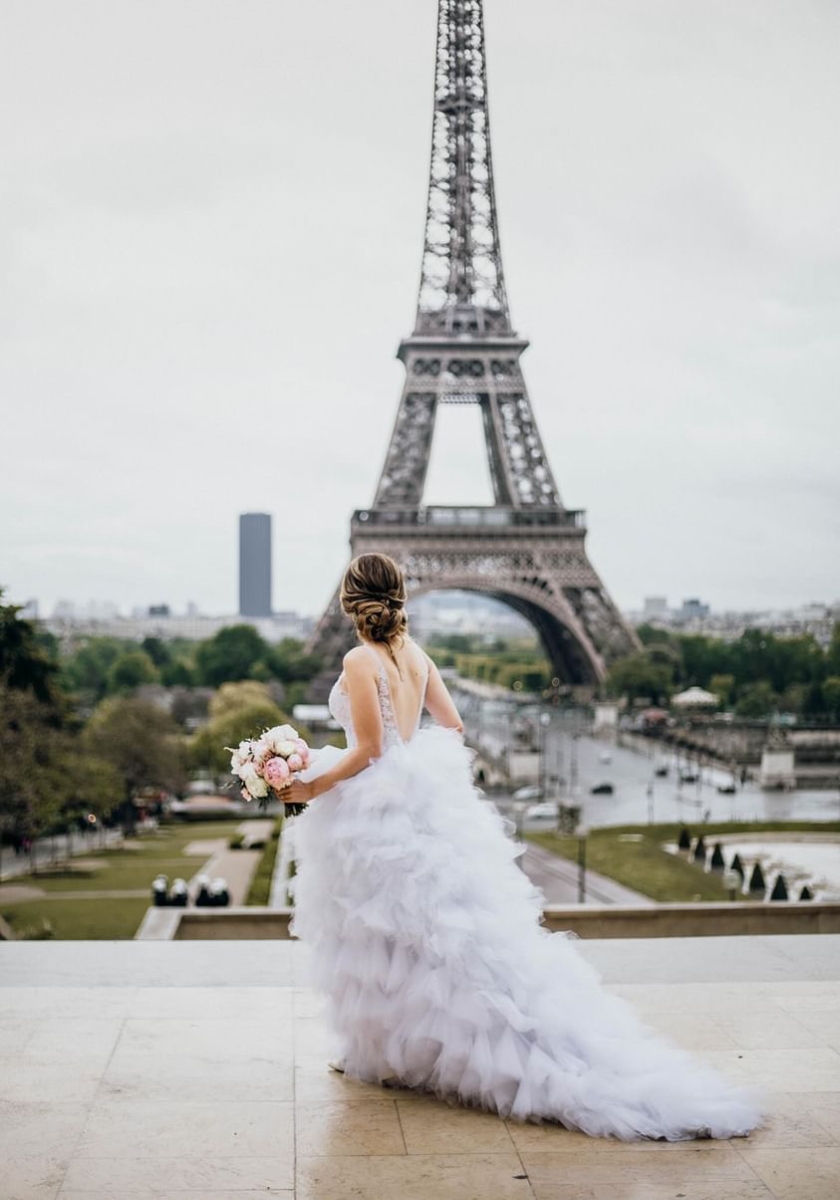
[539,710,551,798]
[577,822,588,904]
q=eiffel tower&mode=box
[307,0,638,699]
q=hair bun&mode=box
[353,596,401,641]
[339,553,409,649]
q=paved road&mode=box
[460,689,840,828]
[189,819,275,905]
[520,841,654,907]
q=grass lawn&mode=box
[527,820,840,904]
[5,897,152,940]
[11,822,236,893]
[1,820,238,940]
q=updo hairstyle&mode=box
[340,552,408,673]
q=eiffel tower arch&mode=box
[307,0,639,699]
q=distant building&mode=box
[39,609,313,646]
[625,596,837,646]
[643,596,668,617]
[148,604,170,617]
[239,513,272,618]
[680,598,710,619]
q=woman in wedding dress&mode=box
[281,552,765,1142]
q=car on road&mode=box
[525,802,560,821]
[513,784,544,802]
[590,782,614,795]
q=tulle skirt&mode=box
[283,725,766,1141]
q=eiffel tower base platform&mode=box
[306,505,638,703]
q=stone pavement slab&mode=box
[0,937,838,1199]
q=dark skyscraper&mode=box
[239,513,272,617]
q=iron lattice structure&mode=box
[307,0,638,698]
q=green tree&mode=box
[822,676,840,719]
[0,590,62,709]
[195,625,267,687]
[709,673,736,706]
[778,683,808,715]
[57,748,124,829]
[428,633,475,654]
[140,636,172,669]
[734,681,777,718]
[61,637,128,703]
[106,650,159,694]
[635,624,677,647]
[678,635,728,688]
[0,685,64,846]
[190,700,289,777]
[827,625,840,676]
[160,658,195,687]
[265,638,322,683]
[607,653,675,705]
[209,681,276,720]
[83,697,187,829]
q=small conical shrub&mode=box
[770,874,788,901]
[693,835,707,863]
[748,862,766,893]
[730,852,744,878]
[678,827,692,851]
[710,843,725,870]
[799,885,813,901]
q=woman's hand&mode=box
[279,777,315,807]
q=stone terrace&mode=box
[1,936,839,1199]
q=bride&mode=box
[281,552,765,1141]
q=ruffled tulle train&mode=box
[284,726,765,1141]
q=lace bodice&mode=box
[328,643,430,751]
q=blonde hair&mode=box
[340,552,408,674]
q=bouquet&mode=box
[227,723,312,815]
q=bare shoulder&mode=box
[343,646,375,675]
[408,639,436,675]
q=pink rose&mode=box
[264,756,291,789]
[287,752,303,771]
[293,738,308,755]
[240,786,251,802]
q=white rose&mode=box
[239,762,268,799]
[252,736,272,763]
[274,739,295,758]
[245,775,269,799]
[229,741,252,773]
[267,724,297,749]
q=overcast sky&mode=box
[2,0,838,620]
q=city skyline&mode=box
[3,1,839,619]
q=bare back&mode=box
[343,636,463,745]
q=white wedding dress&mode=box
[286,645,765,1141]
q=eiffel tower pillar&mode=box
[307,0,639,700]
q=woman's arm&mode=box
[422,652,464,735]
[283,650,384,806]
